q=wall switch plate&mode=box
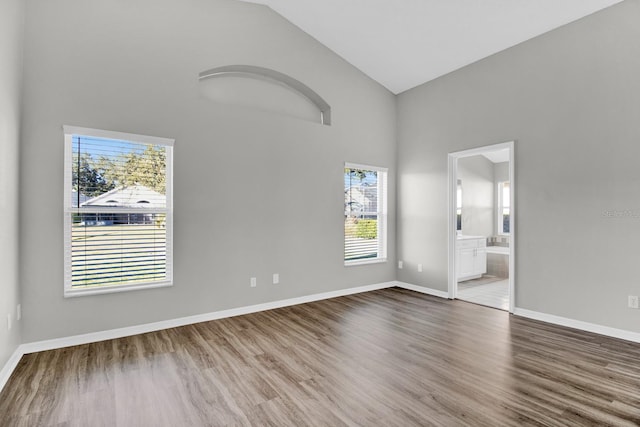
[273,273,279,284]
[17,304,21,321]
[250,277,257,288]
[629,295,639,309]
[418,263,423,273]
[7,314,11,331]
[398,261,403,269]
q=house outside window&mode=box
[344,163,387,265]
[63,126,174,297]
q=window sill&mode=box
[344,258,387,267]
[64,280,173,298]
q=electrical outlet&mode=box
[398,261,403,269]
[628,295,639,309]
[250,277,257,288]
[418,263,423,273]
[273,273,279,284]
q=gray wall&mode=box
[0,0,23,367]
[397,0,640,333]
[458,155,494,238]
[20,0,396,342]
[494,162,509,184]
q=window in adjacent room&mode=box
[456,179,462,232]
[498,181,510,234]
[344,163,387,265]
[63,126,174,297]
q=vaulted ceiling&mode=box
[240,0,623,94]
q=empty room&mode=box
[1,0,639,425]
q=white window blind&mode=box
[63,126,173,296]
[344,163,387,265]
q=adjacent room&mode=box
[1,0,640,425]
[454,146,512,311]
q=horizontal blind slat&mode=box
[70,217,167,288]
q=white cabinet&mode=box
[456,237,486,281]
[458,247,476,278]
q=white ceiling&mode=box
[482,149,509,164]
[240,0,623,94]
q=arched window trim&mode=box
[199,65,331,126]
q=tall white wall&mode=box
[397,0,640,332]
[20,0,396,342]
[0,0,24,366]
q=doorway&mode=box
[447,142,515,312]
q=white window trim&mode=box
[497,180,510,236]
[344,162,388,266]
[63,125,174,297]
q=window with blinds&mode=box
[63,126,174,296]
[344,163,387,265]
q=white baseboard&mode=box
[514,308,640,344]
[395,283,640,344]
[2,281,396,393]
[5,281,639,394]
[19,281,396,356]
[394,281,450,299]
[0,347,24,395]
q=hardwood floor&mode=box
[1,288,639,426]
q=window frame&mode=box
[497,180,510,235]
[63,126,174,297]
[344,162,388,266]
[456,179,462,232]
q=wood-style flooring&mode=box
[1,288,639,426]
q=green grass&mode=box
[344,217,378,260]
